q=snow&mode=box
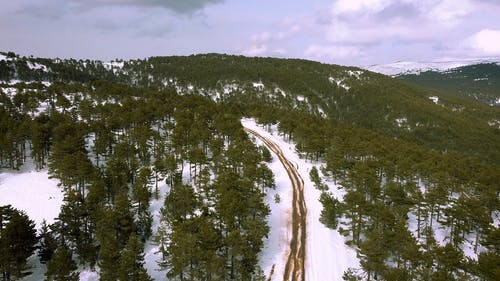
[473,77,488,81]
[103,61,124,73]
[329,77,350,91]
[27,61,48,72]
[347,70,363,79]
[0,53,7,61]
[495,97,500,105]
[274,87,286,97]
[253,81,265,90]
[395,117,407,127]
[79,270,99,281]
[297,95,306,102]
[487,119,500,128]
[143,179,170,280]
[395,117,412,131]
[0,164,63,229]
[429,96,439,104]
[223,83,239,94]
[242,119,359,281]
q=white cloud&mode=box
[332,0,392,15]
[468,29,500,55]
[429,0,474,26]
[251,32,273,44]
[242,44,268,57]
[304,44,361,60]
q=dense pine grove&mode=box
[0,51,498,281]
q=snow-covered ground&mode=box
[144,180,170,280]
[242,119,359,281]
[0,163,63,229]
[0,160,64,281]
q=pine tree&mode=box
[0,205,37,281]
[37,220,57,264]
[45,244,79,281]
[117,234,152,281]
[96,210,119,281]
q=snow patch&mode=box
[487,119,500,128]
[27,61,48,72]
[395,117,410,130]
[103,61,124,73]
[347,70,363,79]
[429,96,439,104]
[473,77,488,81]
[274,87,286,97]
[253,81,264,90]
[329,77,350,91]
[0,166,63,229]
[143,180,170,280]
[223,83,239,94]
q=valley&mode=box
[0,52,498,281]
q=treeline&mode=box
[0,81,274,280]
[249,105,499,281]
[0,52,122,83]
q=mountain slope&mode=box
[1,52,499,164]
[396,63,500,106]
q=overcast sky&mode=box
[1,0,500,66]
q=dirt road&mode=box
[244,128,307,281]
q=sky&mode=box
[1,0,500,66]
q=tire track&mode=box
[245,127,307,281]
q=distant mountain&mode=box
[365,58,500,76]
[395,63,500,106]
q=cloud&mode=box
[71,0,225,14]
[13,0,224,18]
[429,0,473,26]
[242,31,288,57]
[467,29,500,55]
[304,44,361,60]
[242,45,268,57]
[332,0,392,15]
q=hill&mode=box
[1,52,499,164]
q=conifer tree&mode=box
[45,244,79,281]
[117,234,152,281]
[96,210,119,281]
[38,220,57,264]
[0,205,37,281]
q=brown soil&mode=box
[245,128,307,281]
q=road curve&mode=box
[244,127,307,281]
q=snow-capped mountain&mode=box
[365,58,500,76]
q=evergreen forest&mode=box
[0,52,498,281]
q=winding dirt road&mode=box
[244,127,307,281]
